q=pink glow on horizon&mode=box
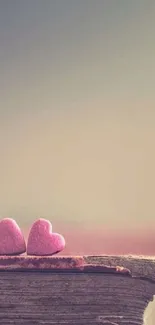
[23,226,155,256]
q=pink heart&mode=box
[0,218,26,255]
[27,218,65,256]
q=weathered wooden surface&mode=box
[0,255,155,325]
[0,255,130,275]
[85,255,155,281]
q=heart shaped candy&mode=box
[27,218,65,256]
[0,218,26,255]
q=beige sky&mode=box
[0,1,155,234]
[0,102,155,233]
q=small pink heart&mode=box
[0,218,26,255]
[27,218,65,256]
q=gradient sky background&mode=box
[0,1,155,254]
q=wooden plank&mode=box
[0,255,154,325]
[84,255,155,281]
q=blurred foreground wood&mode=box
[0,255,155,324]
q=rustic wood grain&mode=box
[0,255,155,325]
[84,255,155,281]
